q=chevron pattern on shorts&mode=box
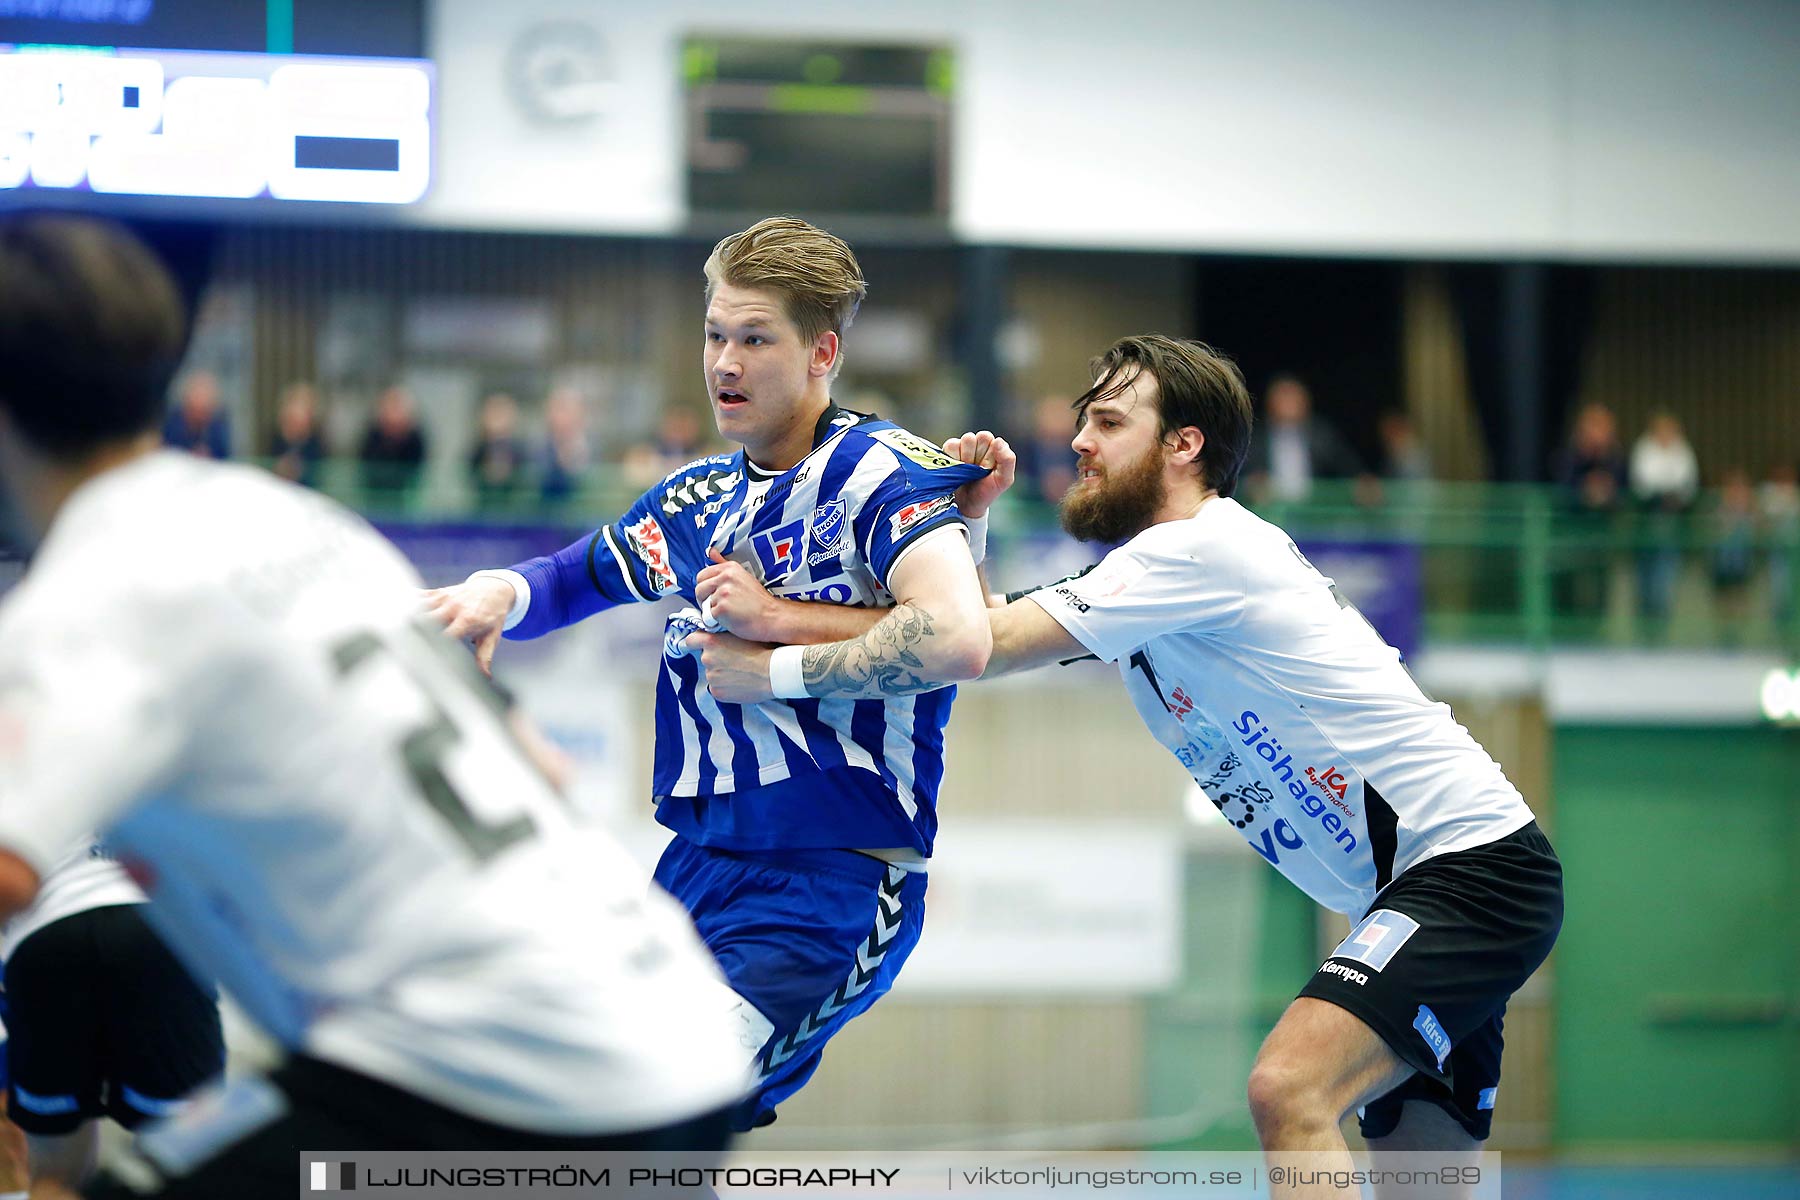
[762,865,907,1073]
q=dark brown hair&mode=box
[0,213,187,458]
[1077,335,1254,497]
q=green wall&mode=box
[1553,726,1800,1150]
[1140,723,1800,1152]
[1148,863,1318,1150]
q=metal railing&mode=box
[1227,481,1799,651]
[82,463,1800,652]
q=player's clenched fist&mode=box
[687,631,776,705]
[695,547,784,642]
[422,575,515,674]
[944,430,1016,519]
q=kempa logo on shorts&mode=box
[310,1161,357,1191]
[1317,960,1370,986]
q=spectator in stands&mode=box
[623,408,709,487]
[656,408,707,463]
[468,391,527,510]
[1762,460,1800,627]
[1710,468,1758,640]
[270,381,325,488]
[1629,411,1699,624]
[1244,373,1363,501]
[1552,402,1630,620]
[1554,402,1629,510]
[162,370,231,459]
[1014,396,1079,505]
[359,384,427,502]
[539,386,595,504]
[1377,410,1432,481]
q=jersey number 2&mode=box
[332,626,536,863]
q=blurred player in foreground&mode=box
[427,216,1004,1130]
[0,213,748,1198]
[2,841,223,1191]
[705,335,1562,1199]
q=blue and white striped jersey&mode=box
[505,407,987,856]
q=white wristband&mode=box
[0,1191,29,1199]
[769,645,810,699]
[469,569,531,631]
[964,514,989,565]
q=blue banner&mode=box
[373,522,584,589]
[1297,539,1423,660]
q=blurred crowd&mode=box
[1012,374,1439,510]
[1551,400,1798,637]
[161,371,720,513]
[1011,374,1799,637]
[155,370,1797,636]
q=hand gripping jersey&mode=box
[1027,498,1536,917]
[0,453,749,1133]
[504,406,987,857]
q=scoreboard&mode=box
[684,37,952,225]
[0,0,422,58]
[0,1,430,205]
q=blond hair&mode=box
[703,216,867,345]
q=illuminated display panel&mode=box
[0,0,423,58]
[0,45,432,204]
[684,38,952,225]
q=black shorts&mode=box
[82,1056,735,1199]
[4,904,224,1136]
[1296,821,1563,1141]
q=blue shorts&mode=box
[653,837,927,1131]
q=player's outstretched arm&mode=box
[795,529,991,697]
[695,525,990,702]
[423,575,516,675]
[425,495,674,673]
[981,597,1090,678]
[929,429,1079,672]
[698,432,1015,646]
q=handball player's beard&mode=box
[1060,445,1166,544]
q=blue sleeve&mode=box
[852,446,989,590]
[505,487,684,640]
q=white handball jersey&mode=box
[0,453,749,1133]
[1029,497,1535,917]
[1,837,144,962]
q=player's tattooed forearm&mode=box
[801,604,940,697]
